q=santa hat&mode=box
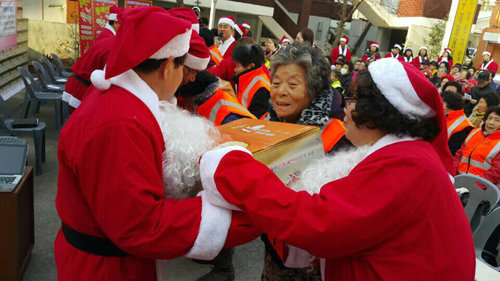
[108,5,120,21]
[420,46,428,51]
[370,41,379,48]
[218,16,235,28]
[92,7,192,89]
[168,7,200,32]
[444,48,452,55]
[185,31,210,71]
[279,35,290,45]
[234,23,245,37]
[340,35,349,44]
[242,22,250,29]
[483,51,492,57]
[441,74,455,81]
[192,6,201,13]
[393,44,402,50]
[368,58,454,174]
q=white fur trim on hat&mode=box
[108,13,117,21]
[184,191,232,260]
[218,17,234,28]
[282,38,290,43]
[242,23,250,29]
[368,58,435,119]
[394,44,402,50]
[185,53,210,71]
[370,42,379,48]
[192,23,200,33]
[91,69,112,91]
[483,51,491,56]
[340,37,347,42]
[420,46,428,50]
[150,28,192,59]
[234,24,243,36]
[445,49,452,54]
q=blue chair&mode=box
[18,66,63,131]
[0,95,46,175]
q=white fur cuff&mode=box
[185,191,232,260]
[68,96,81,109]
[200,146,252,210]
[62,91,72,102]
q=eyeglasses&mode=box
[345,97,357,107]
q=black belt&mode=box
[61,223,130,257]
[71,74,91,87]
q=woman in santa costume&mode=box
[54,7,255,281]
[479,51,499,74]
[438,48,454,72]
[361,41,381,62]
[330,35,351,64]
[413,46,429,70]
[199,58,476,281]
[384,44,404,61]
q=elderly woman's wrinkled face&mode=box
[485,112,500,134]
[271,64,312,123]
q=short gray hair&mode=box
[270,44,331,98]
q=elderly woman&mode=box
[261,44,351,280]
[468,92,500,127]
[199,58,475,280]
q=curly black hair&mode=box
[350,70,440,141]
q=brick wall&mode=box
[398,0,452,19]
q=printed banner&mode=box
[0,0,17,51]
[125,0,152,8]
[93,0,117,38]
[78,0,94,55]
[448,0,478,65]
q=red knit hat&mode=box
[340,35,349,44]
[109,5,120,21]
[91,7,192,89]
[168,7,200,32]
[218,16,235,28]
[368,58,454,174]
[185,31,210,71]
[279,35,290,45]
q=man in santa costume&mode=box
[95,5,121,41]
[330,35,351,64]
[242,22,252,37]
[198,58,476,280]
[54,7,256,281]
[384,43,404,61]
[479,51,499,74]
[208,16,237,82]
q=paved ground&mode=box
[4,94,264,281]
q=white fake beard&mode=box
[159,100,220,200]
[289,146,371,195]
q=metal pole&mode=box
[209,0,217,30]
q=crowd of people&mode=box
[53,4,493,281]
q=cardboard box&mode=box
[218,119,324,185]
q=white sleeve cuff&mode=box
[185,191,232,260]
[199,146,252,210]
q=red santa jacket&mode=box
[55,70,257,281]
[330,46,351,63]
[413,56,428,70]
[95,24,115,41]
[480,59,499,74]
[384,53,404,61]
[361,53,381,62]
[200,136,475,281]
[63,37,113,109]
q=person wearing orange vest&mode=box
[209,45,223,66]
[231,44,271,118]
[442,92,474,156]
[454,106,500,185]
[177,70,256,126]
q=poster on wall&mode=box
[78,0,94,55]
[125,0,152,8]
[0,0,18,51]
[93,0,117,38]
[448,0,478,65]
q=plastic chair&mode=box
[31,61,65,92]
[41,56,67,83]
[50,53,72,77]
[0,96,46,175]
[454,174,500,232]
[18,66,63,131]
[473,207,500,270]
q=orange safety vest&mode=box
[321,118,346,153]
[446,110,473,140]
[209,46,223,66]
[237,67,271,109]
[458,128,500,175]
[197,88,256,126]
